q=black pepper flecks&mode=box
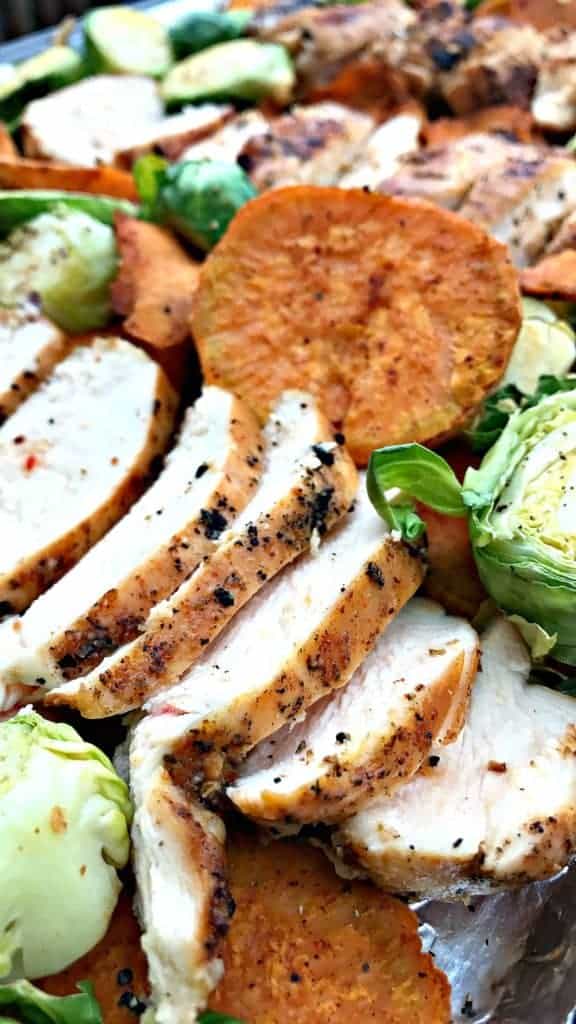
[214,587,235,608]
[247,523,259,548]
[428,755,440,767]
[335,732,351,744]
[312,443,335,467]
[366,562,385,588]
[117,968,133,987]
[311,487,334,535]
[200,507,228,540]
[195,462,209,479]
[117,991,147,1016]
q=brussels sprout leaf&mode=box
[367,444,466,540]
[133,154,168,220]
[529,663,576,696]
[0,980,102,1023]
[198,1014,245,1023]
[469,375,576,452]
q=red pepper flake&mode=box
[24,454,37,472]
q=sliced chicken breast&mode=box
[379,132,522,210]
[228,598,479,825]
[2,388,262,690]
[460,150,576,266]
[546,208,576,255]
[22,76,163,167]
[238,103,374,191]
[180,111,270,166]
[532,30,576,133]
[338,618,576,897]
[114,105,234,169]
[339,111,423,190]
[46,392,359,717]
[0,307,69,424]
[0,337,176,618]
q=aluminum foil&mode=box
[416,866,576,1022]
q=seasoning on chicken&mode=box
[238,102,374,190]
[0,337,176,619]
[229,598,478,824]
[0,308,69,425]
[459,148,576,266]
[180,110,270,165]
[46,392,359,716]
[532,29,576,132]
[1,388,261,690]
[339,109,423,189]
[338,618,576,897]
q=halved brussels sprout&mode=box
[503,298,575,396]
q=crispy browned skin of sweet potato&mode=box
[209,833,451,1023]
[0,157,138,200]
[112,214,200,349]
[520,250,576,300]
[193,186,521,465]
[425,105,536,147]
[475,0,576,30]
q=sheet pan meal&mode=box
[1,0,576,1020]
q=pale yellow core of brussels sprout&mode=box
[508,417,576,558]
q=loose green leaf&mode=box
[367,444,466,539]
[198,1014,245,1024]
[468,375,576,453]
[0,980,103,1024]
[133,154,168,220]
[529,663,576,696]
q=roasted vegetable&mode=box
[502,298,575,396]
[0,190,136,236]
[84,7,173,78]
[135,154,256,251]
[0,711,131,980]
[161,39,294,107]
[0,980,103,1024]
[192,186,521,464]
[521,250,576,302]
[0,206,118,332]
[0,47,83,126]
[169,10,252,59]
[368,384,576,664]
[0,159,138,202]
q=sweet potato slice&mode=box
[193,186,521,465]
[112,214,200,348]
[520,250,576,301]
[209,833,451,1023]
[0,157,138,200]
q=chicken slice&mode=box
[532,29,576,132]
[1,388,261,691]
[114,105,234,169]
[179,110,270,165]
[228,598,479,825]
[546,208,576,255]
[338,618,576,898]
[339,110,423,190]
[379,132,522,210]
[0,337,176,619]
[459,150,576,266]
[438,17,544,115]
[21,76,163,167]
[46,392,359,717]
[128,485,424,1021]
[0,307,69,425]
[238,103,374,191]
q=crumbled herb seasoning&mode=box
[200,508,228,540]
[214,587,235,608]
[312,443,335,467]
[366,562,385,588]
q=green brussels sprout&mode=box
[0,47,83,126]
[0,711,131,981]
[367,386,576,664]
[0,979,103,1023]
[161,39,295,107]
[169,10,252,60]
[0,206,117,333]
[502,298,575,396]
[135,156,256,251]
[84,7,173,78]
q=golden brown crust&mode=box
[0,157,138,200]
[192,186,521,465]
[44,394,262,678]
[520,249,576,300]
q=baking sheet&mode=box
[2,3,575,1020]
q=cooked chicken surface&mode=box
[0,308,69,425]
[21,76,163,167]
[546,207,576,254]
[460,149,576,266]
[0,337,175,621]
[339,110,423,189]
[238,103,374,191]
[114,104,234,169]
[229,598,479,824]
[180,111,270,166]
[380,131,524,209]
[47,392,358,717]
[339,618,576,897]
[532,30,576,132]
[1,388,261,691]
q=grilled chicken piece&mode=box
[0,338,175,621]
[532,29,576,132]
[459,149,576,266]
[21,76,163,167]
[229,598,479,825]
[0,308,69,425]
[114,105,234,169]
[46,392,358,717]
[338,618,576,897]
[438,17,544,115]
[546,208,576,254]
[180,111,270,165]
[254,1,417,98]
[2,389,261,692]
[238,103,374,190]
[128,485,423,1021]
[339,110,423,189]
[379,132,521,210]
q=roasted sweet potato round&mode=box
[192,186,521,465]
